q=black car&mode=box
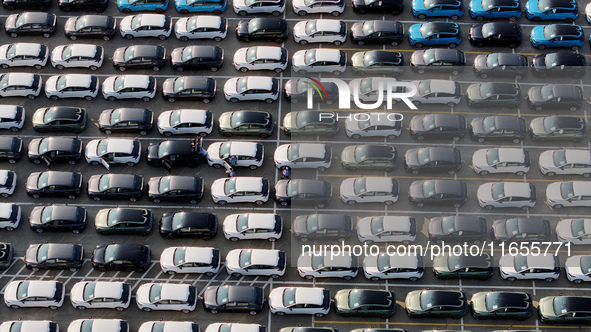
[284,79,339,105]
[335,289,396,318]
[202,285,264,314]
[5,12,57,38]
[147,176,204,204]
[159,211,217,240]
[170,46,224,72]
[492,218,551,242]
[219,110,275,138]
[410,49,465,75]
[94,208,152,236]
[428,216,488,243]
[112,45,166,72]
[58,0,109,11]
[404,147,461,175]
[0,137,22,164]
[162,76,216,103]
[87,174,144,202]
[2,0,51,10]
[0,243,13,270]
[404,290,468,318]
[409,114,467,141]
[469,22,522,48]
[64,15,116,41]
[291,214,352,242]
[409,179,468,208]
[473,53,528,79]
[469,116,527,143]
[350,20,404,46]
[29,205,87,233]
[25,243,84,272]
[27,137,82,166]
[532,52,586,78]
[236,18,289,43]
[527,84,583,112]
[433,254,494,280]
[26,171,83,199]
[145,138,202,171]
[91,244,151,272]
[352,0,404,14]
[351,50,405,76]
[98,108,153,135]
[274,179,332,208]
[470,292,533,320]
[32,106,87,134]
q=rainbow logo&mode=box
[303,77,329,101]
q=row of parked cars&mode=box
[2,277,590,325]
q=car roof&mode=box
[108,208,147,223]
[433,179,465,194]
[121,75,150,89]
[18,12,54,25]
[351,289,392,306]
[167,176,198,191]
[0,136,17,150]
[45,171,76,186]
[433,113,462,127]
[357,145,395,159]
[11,43,42,56]
[48,205,80,221]
[227,142,258,157]
[172,211,212,227]
[233,111,270,125]
[386,254,419,269]
[249,249,280,266]
[494,52,526,65]
[422,290,464,307]
[447,216,485,232]
[104,244,147,260]
[425,147,459,163]
[313,49,342,62]
[245,213,277,229]
[314,19,342,32]
[564,149,591,164]
[62,74,93,88]
[558,296,591,313]
[6,73,35,86]
[380,216,413,232]
[105,138,135,154]
[550,84,581,99]
[157,140,193,155]
[159,283,190,301]
[523,254,556,269]
[512,218,547,232]
[370,20,402,32]
[0,105,19,119]
[78,15,111,27]
[104,174,138,188]
[547,116,584,129]
[225,285,261,302]
[322,253,352,268]
[548,24,581,37]
[295,288,325,305]
[496,148,526,163]
[178,109,208,124]
[252,46,283,60]
[544,51,584,65]
[176,77,213,90]
[186,45,219,59]
[111,108,149,122]
[93,281,124,299]
[293,143,326,159]
[235,177,264,192]
[248,17,285,30]
[0,203,14,220]
[501,182,533,198]
[571,181,591,195]
[293,179,328,195]
[488,0,518,6]
[193,15,223,28]
[482,82,519,96]
[44,107,83,121]
[42,243,78,260]
[546,0,575,8]
[486,292,530,308]
[450,254,491,269]
[493,116,523,130]
[67,44,98,58]
[423,22,458,34]
[425,80,458,95]
[26,280,58,298]
[128,45,162,58]
[246,77,274,91]
[482,22,520,35]
[426,49,462,62]
[136,14,166,27]
[366,50,403,63]
[183,247,215,264]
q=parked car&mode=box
[341,144,398,172]
[469,22,522,48]
[274,179,332,207]
[112,45,166,71]
[357,215,416,244]
[363,253,424,281]
[350,20,404,46]
[433,253,493,280]
[352,0,402,14]
[29,205,86,234]
[235,18,289,43]
[345,112,402,139]
[410,49,465,75]
[202,285,264,314]
[51,44,104,70]
[335,289,395,318]
[466,82,521,108]
[539,149,591,177]
[412,0,463,18]
[44,74,99,101]
[26,171,81,199]
[0,73,41,99]
[64,15,116,41]
[2,0,50,10]
[85,138,141,168]
[5,12,56,38]
[0,137,22,164]
[473,53,528,79]
[404,147,462,175]
[526,0,577,22]
[405,290,467,318]
[139,322,198,332]
[351,50,404,76]
[162,76,216,103]
[530,24,584,50]
[428,216,488,243]
[469,116,527,143]
[227,248,286,278]
[211,177,269,205]
[282,110,339,137]
[529,116,586,142]
[119,14,172,39]
[102,75,156,101]
[87,174,143,202]
[0,243,12,270]
[234,0,285,15]
[470,292,533,320]
[292,48,346,75]
[148,176,203,204]
[532,51,586,78]
[218,110,275,138]
[408,22,462,47]
[546,181,591,208]
[499,254,560,281]
[58,0,110,11]
[0,105,24,132]
[94,208,152,236]
[160,246,221,275]
[25,243,83,272]
[170,45,224,71]
[340,177,398,205]
[0,321,58,332]
[471,147,530,175]
[284,78,339,105]
[98,108,153,135]
[136,283,196,313]
[70,281,130,310]
[157,109,213,136]
[492,218,551,242]
[268,287,331,316]
[469,0,521,20]
[409,114,466,141]
[527,84,583,111]
[145,139,202,171]
[175,16,227,41]
[117,0,169,13]
[159,211,216,239]
[174,0,226,13]
[297,252,357,279]
[223,76,279,103]
[0,203,20,231]
[233,46,287,73]
[4,280,64,309]
[538,296,591,324]
[477,182,536,210]
[292,0,345,15]
[565,255,591,282]
[0,43,47,69]
[207,141,264,170]
[91,244,151,272]
[293,19,346,45]
[291,214,352,242]
[32,107,87,133]
[223,213,282,241]
[408,179,468,207]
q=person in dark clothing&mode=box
[281,166,290,179]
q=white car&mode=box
[51,44,104,70]
[345,112,402,139]
[297,252,358,280]
[226,248,286,278]
[4,280,64,309]
[211,177,270,205]
[292,48,346,75]
[85,138,141,168]
[293,19,346,45]
[0,171,16,197]
[207,141,264,170]
[565,255,591,283]
[472,147,530,175]
[357,216,416,244]
[340,177,398,205]
[175,16,227,41]
[233,46,288,73]
[70,281,131,310]
[292,0,344,16]
[0,203,19,230]
[546,181,591,208]
[0,321,58,332]
[223,213,282,241]
[139,322,197,332]
[586,3,591,23]
[234,0,285,15]
[410,79,462,106]
[119,14,172,40]
[539,149,591,177]
[556,219,591,244]
[0,73,41,99]
[349,77,399,103]
[499,254,560,282]
[274,143,331,170]
[363,254,424,281]
[68,319,127,332]
[157,109,213,136]
[44,74,98,101]
[0,105,24,131]
[160,247,221,276]
[0,43,47,69]
[223,76,279,103]
[477,182,536,210]
[136,283,197,313]
[102,75,156,101]
[268,287,331,316]
[204,323,264,332]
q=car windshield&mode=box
[491,183,505,200]
[131,15,143,30]
[513,254,528,272]
[505,219,520,237]
[483,117,497,133]
[173,247,186,266]
[357,118,371,130]
[543,26,560,40]
[370,217,384,235]
[540,85,554,101]
[99,175,111,192]
[149,284,162,303]
[187,17,199,31]
[216,286,229,304]
[107,209,123,227]
[553,297,568,316]
[75,17,87,31]
[581,256,591,274]
[377,255,391,272]
[37,172,50,189]
[561,182,575,198]
[282,288,296,307]
[224,178,237,195]
[124,47,136,62]
[288,144,300,161]
[420,291,436,309]
[237,215,249,231]
[417,148,431,165]
[15,14,27,28]
[6,45,18,60]
[239,250,252,267]
[114,77,125,93]
[56,76,68,91]
[348,290,363,309]
[545,53,561,68]
[287,181,299,196]
[37,244,49,262]
[486,149,500,165]
[219,142,231,159]
[173,78,185,93]
[246,47,259,63]
[362,21,375,35]
[479,84,496,99]
[158,177,171,193]
[236,78,248,94]
[543,117,559,133]
[38,139,52,154]
[442,217,456,235]
[41,206,54,224]
[486,53,499,67]
[418,81,431,96]
[305,20,318,35]
[110,109,122,124]
[9,322,23,332]
[312,255,325,270]
[16,281,29,300]
[305,215,319,233]
[97,140,108,157]
[423,180,436,197]
[484,293,502,311]
[359,79,374,95]
[423,50,437,65]
[422,114,436,130]
[304,50,316,65]
[354,177,368,195]
[571,219,585,236]
[553,150,568,166]
[480,23,495,38]
[83,282,96,301]
[172,214,187,230]
[447,255,465,271]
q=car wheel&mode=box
[315,313,325,318]
[265,98,274,104]
[153,66,161,71]
[205,272,215,277]
[93,196,101,201]
[230,237,240,242]
[417,13,427,19]
[347,200,356,205]
[544,277,556,283]
[9,33,17,38]
[68,194,76,199]
[239,10,248,15]
[411,170,420,175]
[151,198,161,203]
[158,35,166,40]
[280,201,289,206]
[553,204,563,209]
[331,10,340,16]
[130,197,138,203]
[573,279,583,284]
[333,40,342,46]
[514,171,525,176]
[232,272,242,278]
[275,311,285,316]
[217,200,227,205]
[414,42,423,48]
[189,199,197,204]
[124,35,133,39]
[571,45,580,51]
[230,98,239,103]
[0,64,8,70]
[535,138,546,143]
[333,70,341,76]
[449,43,457,48]
[351,134,361,139]
[387,135,397,140]
[202,98,211,104]
[32,194,40,199]
[180,36,189,42]
[142,96,151,102]
[43,33,51,38]
[239,67,248,73]
[272,10,280,16]
[453,203,461,208]
[181,309,191,313]
[9,127,18,132]
[27,95,36,100]
[305,275,314,280]
[317,166,326,172]
[142,307,151,312]
[356,41,365,46]
[108,96,117,102]
[69,267,78,272]
[249,164,259,170]
[483,205,495,210]
[297,69,307,75]
[343,276,352,281]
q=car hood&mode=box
[29,207,42,225]
[492,221,508,239]
[466,84,482,101]
[282,112,293,130]
[94,209,109,229]
[170,47,183,63]
[4,15,16,29]
[555,219,573,240]
[405,291,421,311]
[432,255,448,272]
[473,55,487,71]
[175,18,189,35]
[98,109,112,126]
[339,178,356,199]
[404,149,420,168]
[356,219,373,239]
[64,17,76,32]
[470,292,487,313]
[211,179,226,198]
[292,216,308,236]
[471,149,488,169]
[334,290,350,311]
[28,139,41,156]
[31,109,46,126]
[162,79,174,95]
[470,117,485,135]
[351,52,364,68]
[233,48,248,66]
[206,142,223,161]
[410,115,424,132]
[499,254,516,274]
[293,21,307,38]
[225,250,240,270]
[268,288,284,309]
[146,144,159,160]
[203,287,218,306]
[530,26,545,43]
[51,46,65,62]
[537,296,554,317]
[470,24,484,41]
[292,0,305,9]
[538,150,555,169]
[411,51,426,66]
[112,48,125,64]
[0,45,10,62]
[527,86,544,104]
[85,139,100,159]
[119,16,133,33]
[223,78,239,95]
[477,184,494,202]
[158,111,173,130]
[102,76,116,95]
[409,181,424,199]
[3,281,17,302]
[291,50,306,68]
[44,76,59,94]
[273,145,289,165]
[148,177,161,196]
[529,117,545,136]
[428,218,444,236]
[340,146,355,164]
[26,173,40,190]
[350,22,363,38]
[25,244,41,264]
[275,180,288,197]
[87,175,100,193]
[135,284,150,305]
